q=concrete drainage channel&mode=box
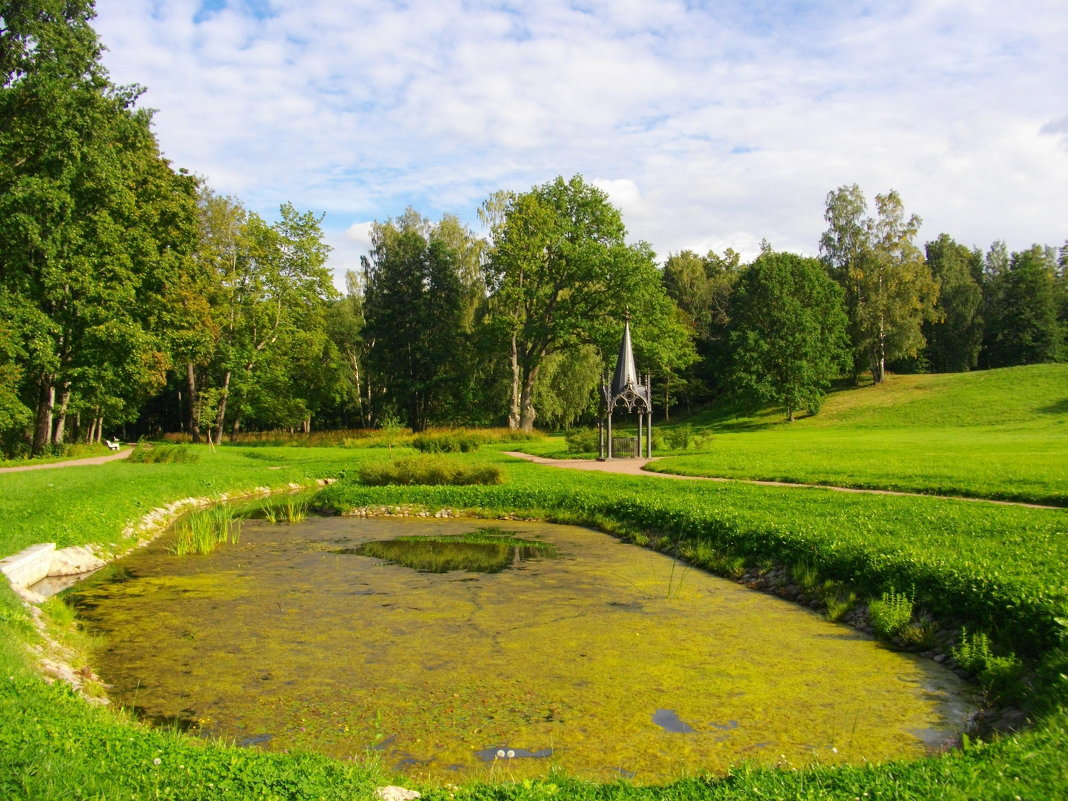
[0,542,106,602]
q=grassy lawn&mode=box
[646,423,1066,505]
[528,365,1068,506]
[1,366,1067,799]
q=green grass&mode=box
[625,365,1068,506]
[1,372,1067,801]
[0,444,376,556]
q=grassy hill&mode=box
[681,363,1067,430]
[642,365,1068,505]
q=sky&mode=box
[92,0,1068,290]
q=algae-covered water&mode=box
[67,516,976,783]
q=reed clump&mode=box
[168,506,241,555]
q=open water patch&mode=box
[65,516,977,783]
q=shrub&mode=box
[358,455,503,486]
[662,424,714,451]
[664,424,695,450]
[565,428,599,454]
[953,629,1025,698]
[127,443,199,464]
[869,588,914,639]
[411,431,483,453]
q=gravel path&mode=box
[502,451,1063,510]
[0,447,133,474]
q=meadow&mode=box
[1,365,1066,799]
[528,364,1068,506]
[651,365,1068,506]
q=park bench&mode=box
[105,439,121,451]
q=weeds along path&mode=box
[0,448,133,473]
[502,451,1064,511]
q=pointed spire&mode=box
[611,317,638,397]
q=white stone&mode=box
[375,787,421,801]
[49,546,106,576]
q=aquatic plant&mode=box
[343,530,554,573]
[168,506,242,555]
[281,498,308,523]
[256,500,279,523]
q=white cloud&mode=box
[92,0,1068,285]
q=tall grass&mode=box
[244,496,311,523]
[127,443,199,464]
[358,454,503,486]
[167,506,242,555]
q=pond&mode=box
[66,515,976,783]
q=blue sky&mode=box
[93,0,1068,289]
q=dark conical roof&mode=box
[611,319,639,397]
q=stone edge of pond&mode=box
[0,479,333,702]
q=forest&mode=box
[1,2,1065,459]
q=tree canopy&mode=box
[484,175,694,431]
[727,251,850,421]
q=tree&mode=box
[324,271,368,427]
[727,251,850,421]
[530,345,602,429]
[0,1,199,453]
[484,175,694,431]
[820,186,939,383]
[193,192,335,442]
[363,224,465,431]
[923,234,983,372]
[982,244,1062,367]
[662,248,742,410]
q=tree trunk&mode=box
[230,410,243,442]
[518,364,540,432]
[303,415,311,434]
[507,334,521,430]
[213,370,231,446]
[52,381,72,445]
[32,375,55,456]
[186,361,202,443]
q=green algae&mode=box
[66,517,977,784]
[341,529,555,573]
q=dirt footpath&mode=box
[0,448,133,474]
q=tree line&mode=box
[1,3,1064,458]
[665,187,1066,421]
